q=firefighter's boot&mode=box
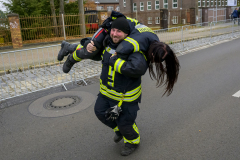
[113,132,123,143]
[58,41,78,61]
[63,55,77,73]
[120,143,139,156]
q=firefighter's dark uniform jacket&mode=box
[116,24,159,60]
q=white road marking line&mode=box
[232,90,240,98]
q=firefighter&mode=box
[95,17,146,156]
[58,15,180,156]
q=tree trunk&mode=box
[78,0,86,37]
[59,0,64,37]
[50,0,58,36]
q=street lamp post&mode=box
[216,0,218,22]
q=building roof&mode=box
[94,0,119,4]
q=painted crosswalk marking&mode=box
[232,90,240,98]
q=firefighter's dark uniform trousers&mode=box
[95,94,140,146]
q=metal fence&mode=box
[0,18,12,47]
[19,13,99,44]
[0,44,102,101]
[0,19,240,101]
[154,18,240,53]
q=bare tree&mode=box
[59,0,65,37]
[50,0,58,36]
[78,0,86,37]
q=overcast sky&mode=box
[0,0,7,12]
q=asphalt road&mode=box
[0,38,240,160]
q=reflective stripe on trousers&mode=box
[123,123,140,144]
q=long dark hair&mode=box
[147,41,180,96]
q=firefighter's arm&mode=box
[72,28,107,61]
[109,52,148,78]
[69,40,102,62]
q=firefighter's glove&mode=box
[105,105,122,121]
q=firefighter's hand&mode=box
[110,52,117,58]
[105,105,122,121]
[86,41,97,53]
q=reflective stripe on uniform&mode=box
[106,47,116,54]
[108,66,115,87]
[124,37,140,53]
[101,79,141,97]
[114,58,126,74]
[124,136,140,144]
[126,17,140,26]
[113,126,119,132]
[101,50,105,60]
[135,24,147,29]
[100,79,142,102]
[123,123,140,144]
[139,51,147,61]
[133,123,139,134]
[100,88,142,102]
[135,24,155,34]
[73,44,83,61]
[137,27,155,34]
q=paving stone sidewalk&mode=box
[0,60,102,101]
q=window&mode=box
[97,6,103,10]
[215,0,217,6]
[222,0,224,6]
[173,0,178,8]
[225,0,227,6]
[172,16,178,24]
[198,0,201,7]
[133,3,137,12]
[202,0,205,6]
[140,2,144,11]
[116,6,120,11]
[211,0,213,6]
[163,0,168,8]
[123,0,126,7]
[207,0,210,6]
[155,17,160,24]
[147,1,152,10]
[107,6,114,12]
[155,1,160,10]
[148,17,152,24]
[218,0,221,6]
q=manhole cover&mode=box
[28,91,96,117]
[44,96,81,110]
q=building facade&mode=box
[119,0,239,27]
[119,0,197,27]
[197,0,237,23]
[67,0,120,12]
[94,0,120,12]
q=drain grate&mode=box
[44,96,81,110]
